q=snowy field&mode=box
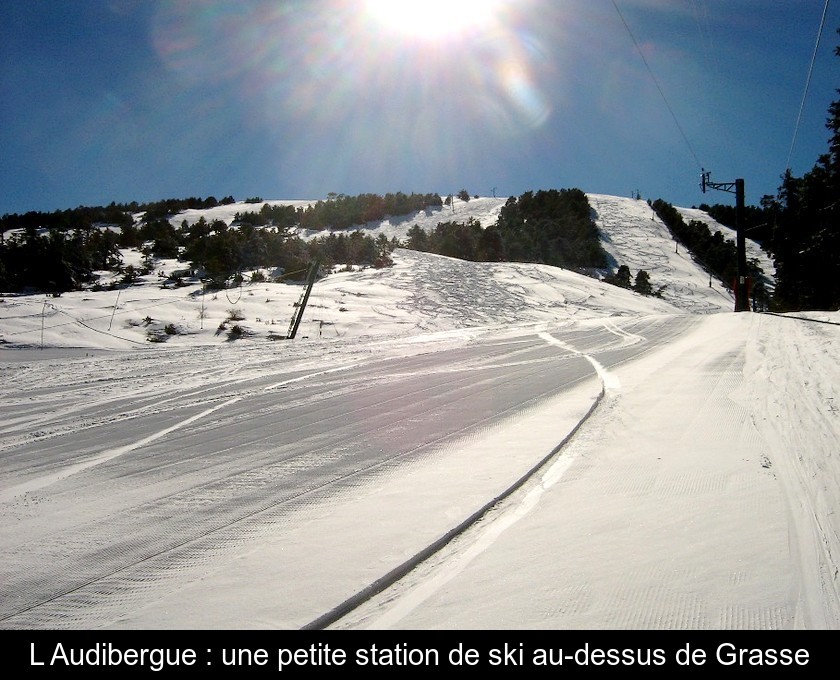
[1,194,838,630]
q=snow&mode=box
[1,194,839,631]
[677,204,777,292]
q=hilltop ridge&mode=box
[0,192,770,351]
[168,191,767,316]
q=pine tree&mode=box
[614,264,632,288]
[770,29,840,310]
[634,270,653,295]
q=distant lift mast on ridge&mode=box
[700,170,750,312]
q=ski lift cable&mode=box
[689,0,714,85]
[690,0,723,130]
[611,0,704,170]
[785,0,831,172]
[224,278,242,304]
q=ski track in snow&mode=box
[346,330,623,630]
[2,193,838,630]
[334,313,838,630]
[737,314,840,628]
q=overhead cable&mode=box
[611,0,704,169]
[785,0,831,172]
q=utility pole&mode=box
[287,260,319,339]
[109,289,121,330]
[41,300,48,350]
[700,170,749,312]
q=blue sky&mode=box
[1,0,838,215]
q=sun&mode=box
[364,0,504,40]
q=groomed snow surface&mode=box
[1,194,838,630]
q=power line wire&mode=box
[785,0,831,172]
[690,0,724,134]
[611,0,704,169]
[690,0,715,79]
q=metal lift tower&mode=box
[701,170,749,312]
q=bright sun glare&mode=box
[365,0,503,40]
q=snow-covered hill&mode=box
[0,193,770,350]
[2,193,839,632]
[180,193,770,312]
[589,193,735,313]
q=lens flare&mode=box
[147,0,558,195]
[364,0,505,41]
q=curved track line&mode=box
[302,331,612,630]
[302,386,605,630]
[539,330,621,392]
